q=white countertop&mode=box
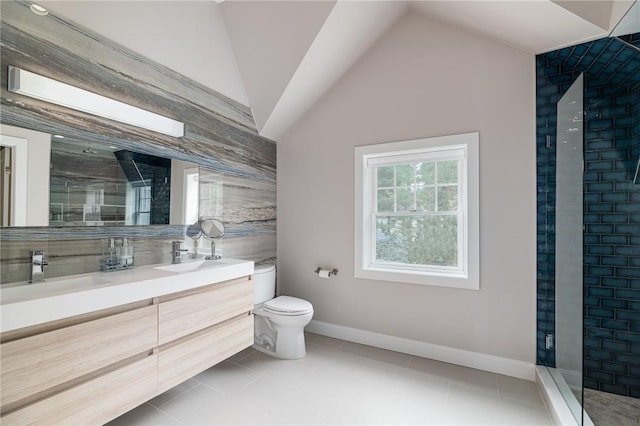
[0,257,254,333]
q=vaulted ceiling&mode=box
[34,0,639,141]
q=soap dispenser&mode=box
[120,237,134,267]
[101,238,119,271]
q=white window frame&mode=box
[354,132,479,290]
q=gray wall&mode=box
[277,12,537,362]
[0,1,275,284]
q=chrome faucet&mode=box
[29,249,48,283]
[171,241,188,264]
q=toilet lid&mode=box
[264,296,313,315]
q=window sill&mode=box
[354,266,479,290]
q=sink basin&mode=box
[153,258,239,273]
[1,275,112,302]
[154,260,206,272]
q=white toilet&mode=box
[252,264,313,359]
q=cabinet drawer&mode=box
[158,277,252,345]
[1,353,158,426]
[158,313,253,393]
[0,305,157,411]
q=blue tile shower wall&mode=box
[537,35,640,398]
[634,90,640,163]
[583,77,640,398]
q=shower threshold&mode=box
[536,366,595,426]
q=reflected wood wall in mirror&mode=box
[50,138,178,227]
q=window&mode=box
[183,167,199,225]
[355,132,479,289]
[125,180,151,225]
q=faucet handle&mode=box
[29,249,48,283]
[170,241,189,264]
[171,240,188,251]
[31,250,48,264]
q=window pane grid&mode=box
[375,161,460,214]
[372,158,462,270]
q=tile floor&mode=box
[108,333,553,425]
[583,388,640,426]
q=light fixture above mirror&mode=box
[8,66,185,137]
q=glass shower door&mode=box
[553,73,584,424]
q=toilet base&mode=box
[252,333,307,359]
[253,309,312,360]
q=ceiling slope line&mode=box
[410,0,615,55]
[220,0,337,132]
[259,1,408,141]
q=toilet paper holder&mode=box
[314,267,338,277]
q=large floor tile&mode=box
[409,356,499,393]
[497,373,546,408]
[107,403,182,426]
[159,383,275,426]
[339,340,413,368]
[446,385,552,426]
[584,388,640,426]
[148,379,199,409]
[193,361,262,396]
[235,349,322,389]
[233,374,329,425]
[225,346,257,364]
[305,331,345,349]
[112,334,552,425]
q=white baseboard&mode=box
[306,320,535,380]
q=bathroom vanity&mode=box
[0,258,254,425]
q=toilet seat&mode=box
[263,296,313,316]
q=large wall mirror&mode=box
[1,0,274,239]
[0,124,200,227]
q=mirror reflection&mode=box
[201,218,225,239]
[0,127,200,227]
[50,138,200,227]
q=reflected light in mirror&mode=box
[184,168,199,225]
[8,66,184,137]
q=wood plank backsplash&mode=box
[0,0,276,284]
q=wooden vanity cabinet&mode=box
[0,275,254,425]
[157,277,254,393]
[0,304,158,417]
[158,277,253,344]
[159,314,253,393]
[1,354,158,425]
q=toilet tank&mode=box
[253,264,276,305]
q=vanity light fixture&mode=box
[29,3,48,16]
[8,66,185,138]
